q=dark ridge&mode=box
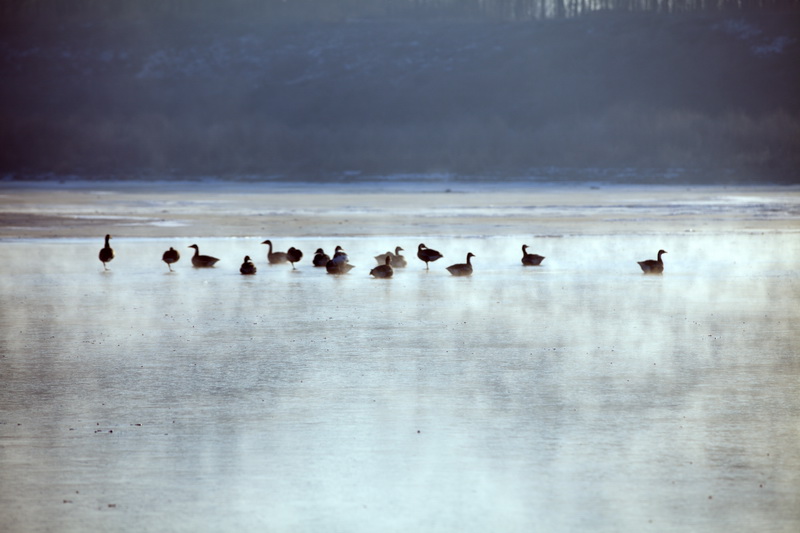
[1,7,798,183]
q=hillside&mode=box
[1,11,798,182]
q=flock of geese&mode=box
[98,234,667,276]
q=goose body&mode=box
[521,244,545,266]
[446,252,475,277]
[162,247,180,271]
[287,247,303,269]
[98,234,114,270]
[417,243,443,270]
[370,256,394,278]
[326,260,355,275]
[638,249,667,274]
[375,250,393,264]
[240,255,257,275]
[313,248,330,267]
[188,244,219,268]
[262,240,288,264]
[375,246,407,268]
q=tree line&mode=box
[3,0,800,22]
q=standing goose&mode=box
[240,256,257,275]
[375,246,407,268]
[162,247,180,272]
[637,249,667,274]
[417,243,443,270]
[370,255,394,278]
[446,252,475,277]
[262,240,288,264]
[98,234,114,270]
[286,247,303,269]
[188,244,219,268]
[521,244,545,266]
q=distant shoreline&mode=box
[4,165,800,192]
[1,182,798,241]
[3,12,798,182]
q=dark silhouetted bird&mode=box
[99,234,114,270]
[417,243,443,270]
[162,247,180,272]
[262,240,288,264]
[332,245,348,264]
[638,250,667,274]
[370,255,394,278]
[287,247,303,269]
[521,244,545,266]
[240,255,257,275]
[188,244,219,267]
[326,246,354,274]
[446,252,475,277]
[313,248,330,267]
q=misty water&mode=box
[1,229,799,532]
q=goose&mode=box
[375,246,407,268]
[521,244,545,266]
[370,255,394,278]
[261,240,288,264]
[286,247,303,269]
[638,250,667,274]
[446,252,475,277]
[240,255,257,275]
[417,243,443,270]
[332,245,348,264]
[375,250,393,264]
[326,247,354,274]
[98,234,114,270]
[188,244,219,268]
[312,248,330,267]
[162,247,180,272]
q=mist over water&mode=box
[1,229,798,532]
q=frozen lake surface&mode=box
[1,196,799,531]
